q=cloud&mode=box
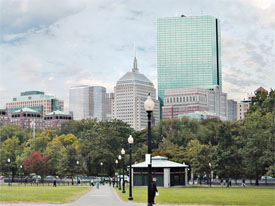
[0,0,274,108]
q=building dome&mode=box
[117,57,153,85]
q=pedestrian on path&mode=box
[242,179,246,187]
[151,177,158,205]
[90,179,94,187]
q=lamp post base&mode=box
[128,197,133,200]
[122,190,126,193]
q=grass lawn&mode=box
[0,185,91,203]
[115,186,275,206]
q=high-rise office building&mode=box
[6,91,64,116]
[227,99,237,121]
[69,86,106,121]
[157,15,222,109]
[106,92,114,121]
[114,57,160,131]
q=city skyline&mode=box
[0,0,274,111]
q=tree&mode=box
[79,120,133,176]
[23,151,49,178]
[0,137,22,180]
[184,140,215,183]
[154,118,199,147]
[44,140,66,175]
[212,121,244,181]
[153,139,184,163]
[57,146,82,184]
[0,125,24,143]
[241,111,271,185]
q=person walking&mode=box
[53,180,57,187]
[109,177,112,186]
[112,177,115,187]
[226,178,229,187]
[221,178,224,187]
[242,179,246,187]
[90,179,94,187]
[152,177,158,205]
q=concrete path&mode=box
[0,185,196,206]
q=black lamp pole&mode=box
[209,163,212,187]
[118,155,121,190]
[115,160,118,188]
[144,94,154,206]
[20,165,23,184]
[147,111,152,206]
[7,158,11,186]
[128,135,134,200]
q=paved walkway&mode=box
[0,185,197,206]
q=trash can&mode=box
[96,181,100,189]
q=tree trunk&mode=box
[71,177,74,185]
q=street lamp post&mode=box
[118,155,122,190]
[76,160,79,185]
[144,93,155,206]
[20,165,23,184]
[128,135,134,200]
[100,162,103,174]
[121,148,126,193]
[115,159,118,188]
[7,158,11,186]
[209,163,212,187]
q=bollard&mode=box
[96,182,99,189]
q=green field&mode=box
[0,185,91,203]
[115,186,275,206]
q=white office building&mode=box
[114,57,160,131]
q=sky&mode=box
[0,0,274,111]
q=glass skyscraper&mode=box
[157,15,222,108]
[69,85,106,121]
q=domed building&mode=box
[114,57,159,131]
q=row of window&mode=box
[165,95,207,104]
[11,114,41,118]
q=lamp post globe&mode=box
[144,93,154,206]
[128,135,134,201]
[144,94,155,112]
[128,135,134,144]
